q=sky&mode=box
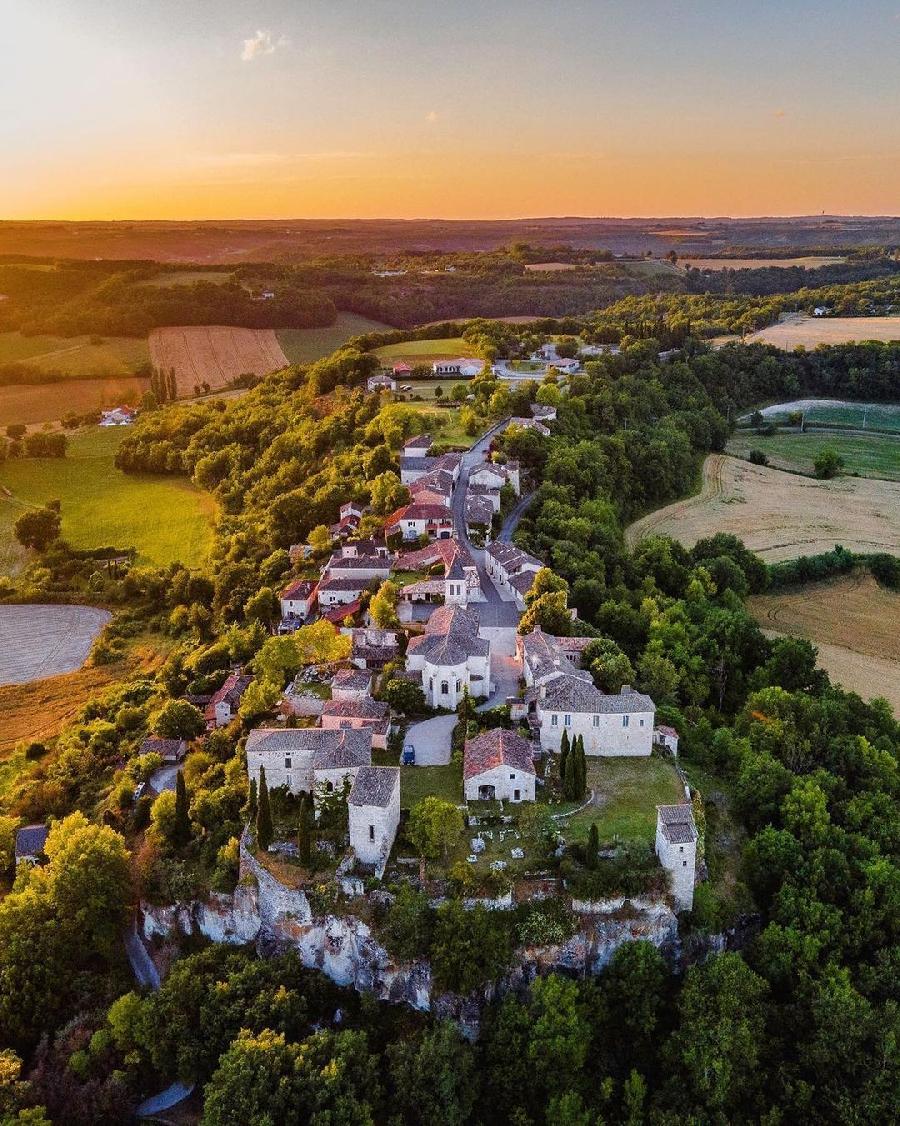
[1,0,899,220]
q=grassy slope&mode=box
[0,377,149,427]
[564,756,685,845]
[727,431,900,481]
[277,313,392,364]
[0,331,149,375]
[373,337,480,364]
[0,427,215,573]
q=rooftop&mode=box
[539,673,654,715]
[464,728,536,781]
[322,696,389,720]
[331,668,373,692]
[280,578,317,600]
[15,824,50,860]
[349,765,400,808]
[657,804,698,845]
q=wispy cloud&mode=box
[241,29,289,62]
[425,110,439,123]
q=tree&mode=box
[814,447,844,479]
[174,771,191,847]
[369,471,409,516]
[387,1021,476,1126]
[430,901,513,994]
[243,586,280,626]
[564,745,578,801]
[526,975,590,1101]
[586,822,599,869]
[152,699,205,740]
[297,795,311,865]
[0,815,18,875]
[408,797,464,867]
[307,524,332,553]
[256,767,273,851]
[558,728,570,790]
[13,506,61,551]
[381,884,434,961]
[381,678,425,714]
[369,580,401,629]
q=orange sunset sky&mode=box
[2,0,899,219]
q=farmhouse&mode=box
[391,362,413,378]
[519,627,587,687]
[317,575,370,607]
[348,766,401,872]
[14,824,50,867]
[464,729,536,803]
[408,468,454,507]
[431,358,482,376]
[654,725,680,755]
[349,627,401,670]
[367,373,397,393]
[406,604,491,708]
[385,502,454,541]
[324,552,391,582]
[320,696,392,749]
[400,452,462,486]
[279,579,318,626]
[655,804,698,911]
[205,672,253,729]
[469,460,520,495]
[403,434,432,456]
[530,673,655,756]
[485,541,543,606]
[245,727,372,798]
[548,357,579,375]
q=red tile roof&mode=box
[463,729,536,781]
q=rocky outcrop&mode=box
[139,842,680,1034]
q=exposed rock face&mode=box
[139,841,679,1032]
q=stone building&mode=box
[530,673,655,756]
[405,604,491,709]
[348,766,401,873]
[463,729,536,803]
[245,727,371,801]
[655,804,698,911]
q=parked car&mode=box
[401,744,416,766]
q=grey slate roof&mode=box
[312,730,373,770]
[657,804,698,845]
[406,605,489,666]
[539,673,654,715]
[322,697,389,720]
[15,824,50,860]
[331,668,373,692]
[349,765,400,808]
[486,540,542,574]
[138,737,187,762]
[465,494,495,526]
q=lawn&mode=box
[373,337,480,365]
[400,762,462,809]
[0,331,150,376]
[563,756,685,846]
[0,427,216,573]
[727,431,900,481]
[277,313,393,364]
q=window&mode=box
[369,825,375,841]
[564,714,571,727]
[429,678,434,691]
[441,681,449,695]
[639,718,645,726]
[679,845,684,853]
[622,715,630,728]
[682,860,687,867]
[285,756,292,769]
[514,790,521,801]
[592,715,599,727]
[509,773,515,779]
[456,680,462,693]
[551,714,558,727]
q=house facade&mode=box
[385,502,454,541]
[348,766,401,871]
[245,727,372,800]
[485,541,543,606]
[655,804,698,911]
[279,578,318,624]
[531,673,655,756]
[463,729,536,803]
[320,696,392,749]
[205,672,253,729]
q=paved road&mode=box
[403,714,457,765]
[499,492,535,543]
[124,921,160,990]
[136,1082,195,1119]
[478,627,522,709]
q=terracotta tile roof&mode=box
[280,578,317,600]
[464,729,536,781]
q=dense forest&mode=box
[1,334,899,1123]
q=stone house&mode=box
[317,576,369,608]
[320,696,392,749]
[349,628,400,670]
[485,541,543,607]
[245,727,372,802]
[399,452,462,486]
[463,729,536,803]
[331,668,373,700]
[530,673,655,756]
[279,578,318,625]
[405,604,491,709]
[655,804,698,911]
[367,372,397,393]
[138,736,188,764]
[654,725,680,755]
[205,672,253,729]
[384,502,454,542]
[468,461,520,496]
[348,766,401,871]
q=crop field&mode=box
[747,314,900,348]
[742,398,900,433]
[683,256,846,271]
[0,604,111,686]
[626,454,900,562]
[148,325,288,396]
[0,331,149,375]
[727,431,900,481]
[276,313,391,364]
[749,572,900,713]
[373,337,481,365]
[0,376,149,427]
[0,427,215,573]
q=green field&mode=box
[409,403,478,446]
[0,427,215,573]
[146,270,234,287]
[744,399,900,433]
[563,756,685,846]
[0,331,149,376]
[373,337,480,364]
[277,313,392,364]
[728,430,900,481]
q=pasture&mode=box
[683,256,846,271]
[626,454,900,562]
[373,337,481,365]
[276,313,391,364]
[743,399,900,433]
[0,376,149,427]
[0,604,110,686]
[727,431,900,481]
[148,325,288,397]
[0,331,149,376]
[0,427,215,572]
[749,572,900,714]
[747,314,900,348]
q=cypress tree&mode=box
[564,747,578,801]
[586,822,599,869]
[256,766,273,851]
[297,795,311,866]
[576,735,587,799]
[173,770,191,847]
[559,728,570,793]
[247,776,257,821]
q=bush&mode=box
[748,449,768,466]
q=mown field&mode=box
[747,314,900,348]
[0,376,149,427]
[564,756,685,845]
[149,325,288,397]
[0,427,215,573]
[373,337,481,364]
[0,605,110,686]
[627,454,900,562]
[749,572,900,713]
[745,398,900,433]
[727,431,900,481]
[276,312,391,364]
[0,330,149,375]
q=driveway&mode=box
[479,627,522,710]
[403,713,457,765]
[149,764,179,794]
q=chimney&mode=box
[621,684,632,694]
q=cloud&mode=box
[241,29,289,62]
[425,110,439,123]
